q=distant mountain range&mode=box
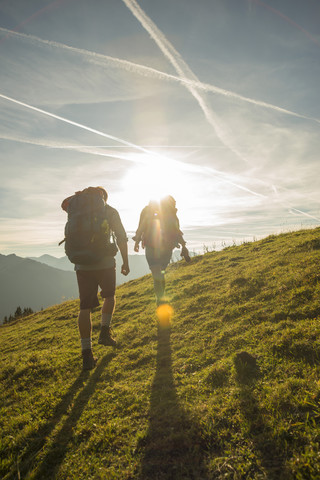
[0,253,151,323]
[29,253,151,284]
[0,254,78,322]
[28,254,73,272]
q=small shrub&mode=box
[233,351,259,383]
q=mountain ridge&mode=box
[0,253,78,321]
[28,252,150,281]
[0,252,151,322]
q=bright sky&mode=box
[0,0,319,257]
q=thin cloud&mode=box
[0,104,266,199]
[0,26,317,122]
[1,93,319,224]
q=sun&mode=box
[117,153,195,229]
[123,163,171,202]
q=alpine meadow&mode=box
[1,227,320,480]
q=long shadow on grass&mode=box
[16,353,114,480]
[138,325,208,479]
[235,358,290,480]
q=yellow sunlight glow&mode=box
[156,303,174,326]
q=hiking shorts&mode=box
[145,246,173,271]
[76,267,116,310]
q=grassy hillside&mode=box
[1,228,320,480]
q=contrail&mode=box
[250,0,320,48]
[0,93,154,156]
[121,0,320,219]
[290,207,320,222]
[0,130,158,164]
[1,96,318,221]
[0,95,266,199]
[78,147,267,198]
[0,0,69,45]
[1,27,317,123]
[121,0,248,162]
[1,17,319,225]
[120,0,319,152]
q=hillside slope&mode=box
[1,228,320,479]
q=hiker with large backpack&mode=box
[61,186,129,370]
[133,195,190,306]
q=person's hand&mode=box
[121,263,130,276]
[134,242,139,253]
[181,246,191,263]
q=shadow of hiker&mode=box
[138,325,209,480]
[234,352,290,480]
[17,353,114,480]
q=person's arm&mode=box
[175,215,186,247]
[109,207,130,275]
[132,207,147,252]
[177,231,186,247]
[176,216,190,262]
[118,240,130,275]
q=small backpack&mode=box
[143,202,180,250]
[60,187,117,264]
[142,203,161,248]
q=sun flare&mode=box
[116,153,195,228]
[156,303,174,326]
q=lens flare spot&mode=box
[156,303,174,326]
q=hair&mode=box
[96,186,108,202]
[160,195,176,208]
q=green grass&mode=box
[1,227,320,479]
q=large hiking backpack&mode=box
[61,187,117,264]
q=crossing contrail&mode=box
[121,0,249,162]
[121,0,320,163]
[1,27,318,124]
[120,0,320,220]
[1,15,319,224]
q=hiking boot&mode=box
[98,326,117,347]
[82,349,97,370]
